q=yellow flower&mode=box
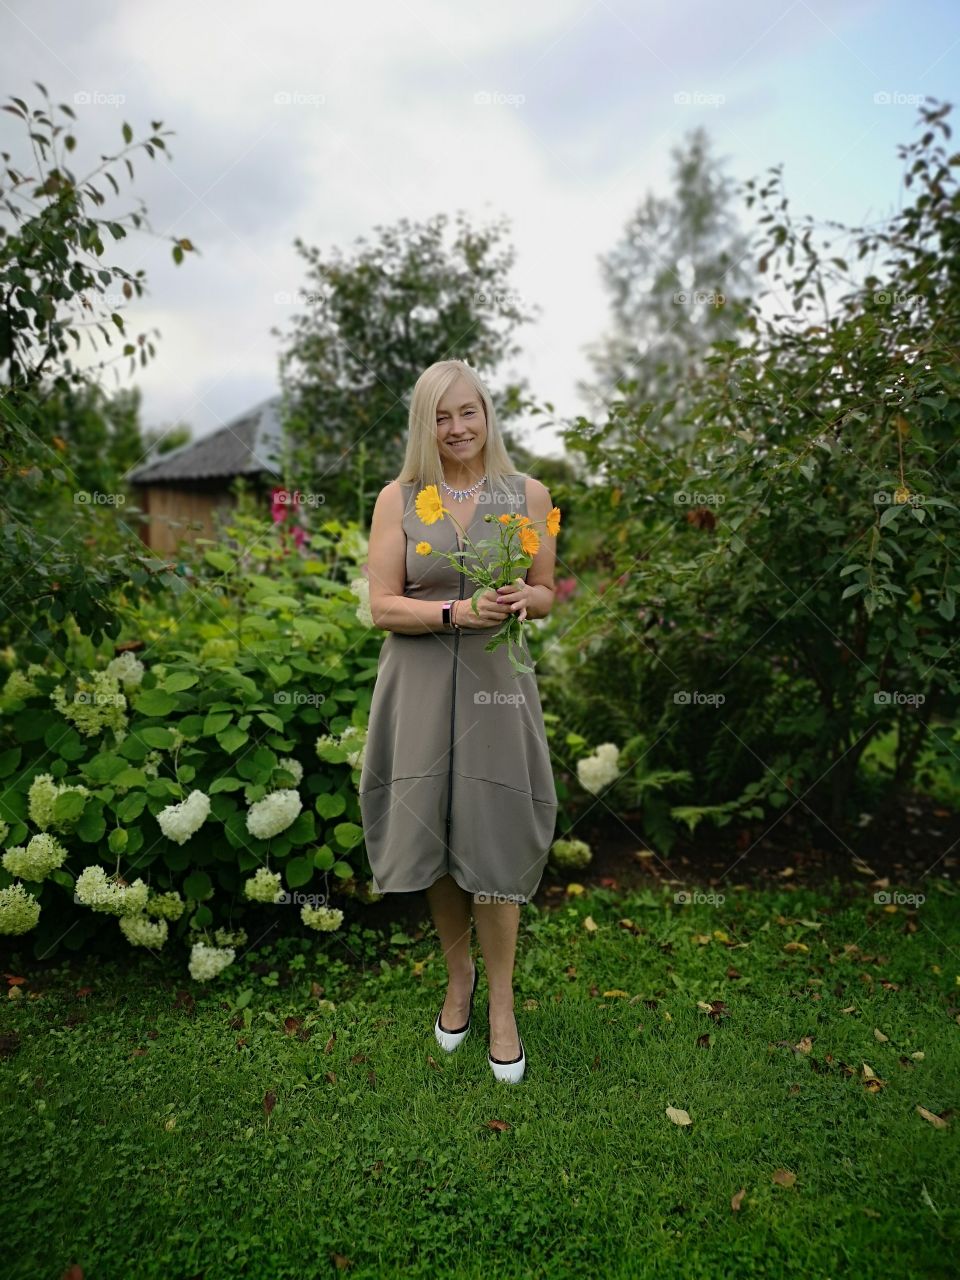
[546,506,561,536]
[415,541,432,555]
[518,515,532,526]
[894,486,911,504]
[519,525,540,556]
[498,514,512,525]
[415,485,446,525]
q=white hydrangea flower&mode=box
[51,669,128,738]
[106,651,145,689]
[301,903,344,932]
[214,926,248,948]
[245,789,302,840]
[0,819,8,846]
[74,865,149,916]
[278,757,303,786]
[188,941,235,981]
[243,867,284,903]
[349,576,374,628]
[2,832,68,881]
[28,773,90,832]
[0,882,41,934]
[2,669,38,703]
[576,743,621,795]
[142,751,163,779]
[119,913,169,948]
[145,890,186,921]
[340,725,367,770]
[157,790,211,846]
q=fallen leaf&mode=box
[666,1105,692,1126]
[283,1017,302,1036]
[731,1187,746,1212]
[771,1169,796,1188]
[603,989,629,998]
[331,1252,352,1270]
[426,1055,442,1071]
[874,1028,889,1043]
[487,1119,511,1132]
[324,1034,336,1054]
[263,1090,276,1116]
[566,883,585,896]
[911,1051,925,1061]
[917,1106,949,1129]
[583,915,598,932]
[783,942,809,954]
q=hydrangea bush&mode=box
[0,511,381,974]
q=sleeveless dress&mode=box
[359,471,558,903]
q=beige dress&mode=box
[359,471,558,902]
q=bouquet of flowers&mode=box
[413,484,561,677]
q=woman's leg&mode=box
[425,873,474,1028]
[473,898,521,1059]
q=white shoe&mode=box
[433,959,478,1053]
[488,1034,525,1084]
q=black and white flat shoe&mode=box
[488,1034,525,1084]
[433,959,479,1052]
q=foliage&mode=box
[0,507,382,960]
[274,210,538,526]
[547,99,960,850]
[0,82,196,652]
[579,126,756,445]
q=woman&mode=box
[359,358,558,1084]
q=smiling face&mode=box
[435,373,487,472]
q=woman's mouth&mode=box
[449,439,473,449]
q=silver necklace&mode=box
[440,472,486,502]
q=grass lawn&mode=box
[2,879,959,1279]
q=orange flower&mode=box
[546,507,561,536]
[498,514,512,525]
[518,525,540,556]
[415,541,432,555]
[414,485,446,525]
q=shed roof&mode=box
[128,395,286,486]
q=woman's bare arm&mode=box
[366,482,452,635]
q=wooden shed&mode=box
[128,396,286,553]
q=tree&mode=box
[580,127,755,446]
[551,100,960,849]
[274,211,537,526]
[0,82,197,651]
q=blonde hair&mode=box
[396,359,520,497]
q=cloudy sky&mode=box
[1,0,958,460]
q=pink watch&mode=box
[441,599,460,630]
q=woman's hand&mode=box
[454,582,525,629]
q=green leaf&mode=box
[217,725,249,754]
[204,550,236,573]
[163,671,199,692]
[203,711,232,736]
[284,855,315,888]
[53,790,86,823]
[316,792,346,819]
[332,821,363,851]
[209,776,244,793]
[183,871,213,901]
[313,845,335,871]
[108,827,128,854]
[0,747,22,778]
[135,688,179,717]
[138,727,176,749]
